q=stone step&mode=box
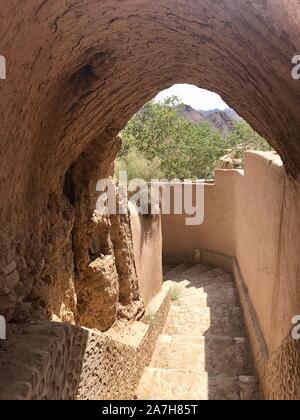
[239,375,261,400]
[136,367,211,400]
[163,263,178,276]
[136,368,258,400]
[164,267,233,292]
[179,263,213,278]
[165,279,235,303]
[164,263,195,281]
[150,334,254,376]
[137,262,261,400]
[184,265,232,287]
[207,306,245,337]
[165,280,239,304]
[164,304,244,337]
[209,374,260,400]
[178,283,240,309]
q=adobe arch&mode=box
[0,0,300,324]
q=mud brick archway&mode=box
[0,0,300,335]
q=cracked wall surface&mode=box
[72,134,144,331]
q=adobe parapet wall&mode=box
[130,204,163,307]
[162,151,300,399]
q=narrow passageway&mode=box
[137,263,260,400]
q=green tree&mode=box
[115,148,164,182]
[224,121,271,158]
[117,98,272,181]
[119,97,225,180]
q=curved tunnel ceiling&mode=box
[1,0,300,220]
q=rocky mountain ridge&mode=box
[180,104,241,137]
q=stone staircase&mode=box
[136,263,260,400]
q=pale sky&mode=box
[155,84,229,111]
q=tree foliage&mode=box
[117,97,271,180]
[225,121,272,159]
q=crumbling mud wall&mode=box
[0,181,79,325]
[72,134,143,331]
[0,132,144,330]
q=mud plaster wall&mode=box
[234,261,300,400]
[162,151,300,399]
[130,204,163,307]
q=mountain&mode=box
[221,108,241,122]
[180,105,241,137]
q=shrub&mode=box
[170,285,181,301]
[115,148,164,182]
